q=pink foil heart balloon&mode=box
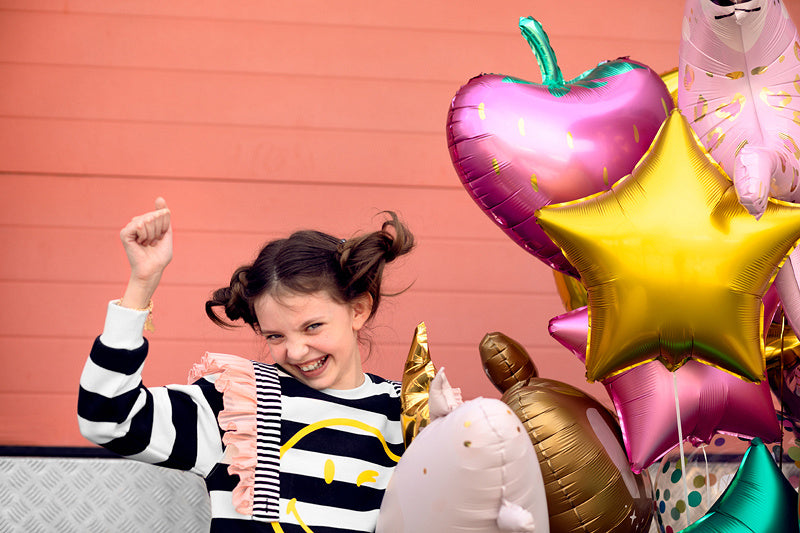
[447,17,673,275]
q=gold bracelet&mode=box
[119,299,155,332]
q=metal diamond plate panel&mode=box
[0,457,210,533]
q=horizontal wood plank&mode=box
[0,225,555,295]
[0,281,567,347]
[0,63,459,133]
[0,118,459,185]
[0,1,684,45]
[0,174,523,241]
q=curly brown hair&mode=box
[205,211,414,332]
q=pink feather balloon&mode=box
[678,0,800,369]
[678,0,800,218]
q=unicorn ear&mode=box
[428,367,463,420]
[496,500,536,532]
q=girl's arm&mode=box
[78,198,224,476]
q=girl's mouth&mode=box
[298,355,329,373]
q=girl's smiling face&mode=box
[254,290,372,390]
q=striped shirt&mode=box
[78,302,403,532]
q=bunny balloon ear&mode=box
[429,368,462,421]
[400,322,437,446]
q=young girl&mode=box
[78,198,415,532]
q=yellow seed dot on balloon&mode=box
[492,158,500,174]
[478,102,486,120]
[464,421,472,428]
[752,66,768,75]
[684,65,695,90]
[780,55,786,63]
[531,174,539,192]
[634,125,640,143]
[780,132,800,159]
[567,132,574,149]
[603,167,609,187]
[463,441,472,447]
[661,98,670,117]
[324,459,335,484]
[518,117,526,136]
[725,71,745,80]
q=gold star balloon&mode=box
[536,109,800,383]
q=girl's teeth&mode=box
[300,356,327,372]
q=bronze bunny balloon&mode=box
[480,332,654,533]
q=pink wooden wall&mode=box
[2,0,795,447]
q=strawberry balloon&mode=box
[447,17,673,275]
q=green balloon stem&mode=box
[519,17,564,88]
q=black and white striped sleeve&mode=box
[77,302,224,476]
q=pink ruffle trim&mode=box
[188,352,258,516]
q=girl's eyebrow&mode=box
[301,316,325,328]
[260,316,326,335]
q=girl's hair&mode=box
[205,211,415,331]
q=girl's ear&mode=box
[351,294,374,331]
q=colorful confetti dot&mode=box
[688,491,702,508]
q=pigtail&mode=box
[205,211,415,331]
[337,211,415,320]
[205,266,260,330]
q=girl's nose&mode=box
[285,338,309,361]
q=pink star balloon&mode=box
[549,306,781,473]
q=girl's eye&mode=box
[264,334,283,342]
[307,323,323,332]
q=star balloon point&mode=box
[537,109,800,382]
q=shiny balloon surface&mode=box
[448,17,672,275]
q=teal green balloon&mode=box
[679,439,798,532]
